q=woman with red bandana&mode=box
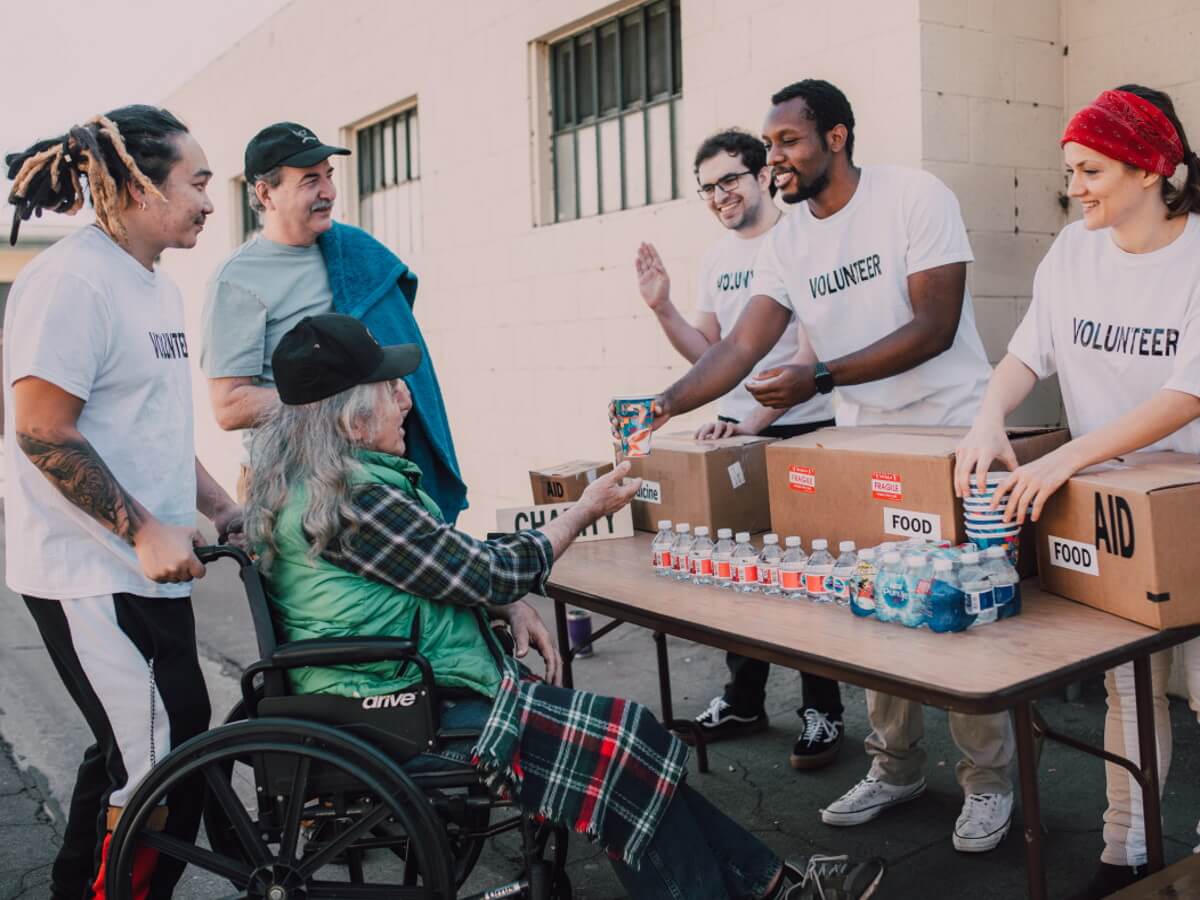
[956,84,1200,899]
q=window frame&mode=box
[542,0,682,225]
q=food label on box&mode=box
[871,471,903,501]
[634,480,662,504]
[882,507,942,541]
[728,461,746,490]
[1047,534,1100,576]
[788,465,816,493]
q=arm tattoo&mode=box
[16,431,146,544]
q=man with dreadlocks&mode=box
[201,122,467,524]
[4,105,242,899]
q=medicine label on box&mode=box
[883,507,941,541]
[635,479,662,504]
[1047,534,1100,576]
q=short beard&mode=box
[781,168,831,204]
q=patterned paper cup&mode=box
[613,395,656,458]
[966,530,1022,567]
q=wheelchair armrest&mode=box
[270,636,423,668]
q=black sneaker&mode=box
[1065,862,1145,900]
[790,707,843,770]
[777,854,886,899]
[677,696,768,745]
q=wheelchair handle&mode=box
[194,544,254,568]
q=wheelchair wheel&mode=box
[107,718,455,899]
[373,779,490,887]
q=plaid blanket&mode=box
[472,658,689,869]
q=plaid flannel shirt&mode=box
[321,483,554,605]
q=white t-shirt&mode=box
[1009,215,1200,453]
[695,228,833,426]
[752,165,991,426]
[3,226,197,600]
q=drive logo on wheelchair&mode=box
[361,691,419,710]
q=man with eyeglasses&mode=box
[634,128,837,763]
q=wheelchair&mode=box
[105,546,573,899]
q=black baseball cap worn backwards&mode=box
[244,122,350,180]
[273,314,422,405]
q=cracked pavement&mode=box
[2,527,1198,898]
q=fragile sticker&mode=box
[788,465,816,493]
[1047,534,1100,576]
[634,479,662,504]
[728,461,746,490]
[871,471,903,501]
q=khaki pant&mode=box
[865,690,1015,795]
[1101,638,1200,867]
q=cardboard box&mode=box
[1035,451,1200,629]
[529,460,613,505]
[496,501,633,543]
[623,432,776,534]
[766,426,1068,576]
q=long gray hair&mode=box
[245,380,395,572]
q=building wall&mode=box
[164,0,924,536]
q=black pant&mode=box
[718,416,844,720]
[24,593,210,900]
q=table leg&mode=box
[1014,700,1046,900]
[553,599,574,690]
[1133,654,1165,873]
[653,631,709,774]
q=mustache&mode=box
[310,200,333,213]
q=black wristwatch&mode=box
[813,361,835,395]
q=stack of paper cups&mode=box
[963,472,1021,567]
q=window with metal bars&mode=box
[238,179,260,242]
[357,108,420,198]
[548,0,682,223]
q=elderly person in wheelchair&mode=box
[241,313,886,900]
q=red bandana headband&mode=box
[1061,89,1184,177]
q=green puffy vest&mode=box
[265,450,502,699]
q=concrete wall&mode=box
[163,0,924,536]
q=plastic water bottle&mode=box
[779,537,808,599]
[758,534,783,595]
[828,541,858,607]
[850,548,879,618]
[651,520,674,576]
[959,552,994,628]
[670,524,693,581]
[712,528,736,589]
[689,526,714,585]
[901,554,932,628]
[878,541,898,555]
[875,551,907,624]
[805,539,835,603]
[928,559,968,633]
[982,546,1022,619]
[732,532,760,593]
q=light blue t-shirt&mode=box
[201,235,334,454]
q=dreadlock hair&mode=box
[1114,83,1200,220]
[770,79,856,164]
[5,105,189,246]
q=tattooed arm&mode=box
[13,376,206,583]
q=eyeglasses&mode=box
[696,171,753,199]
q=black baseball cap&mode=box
[273,314,422,405]
[244,122,350,181]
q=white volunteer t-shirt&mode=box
[752,165,991,426]
[1009,214,1200,453]
[3,226,197,600]
[695,228,833,426]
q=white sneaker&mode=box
[821,775,926,826]
[953,792,1014,852]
